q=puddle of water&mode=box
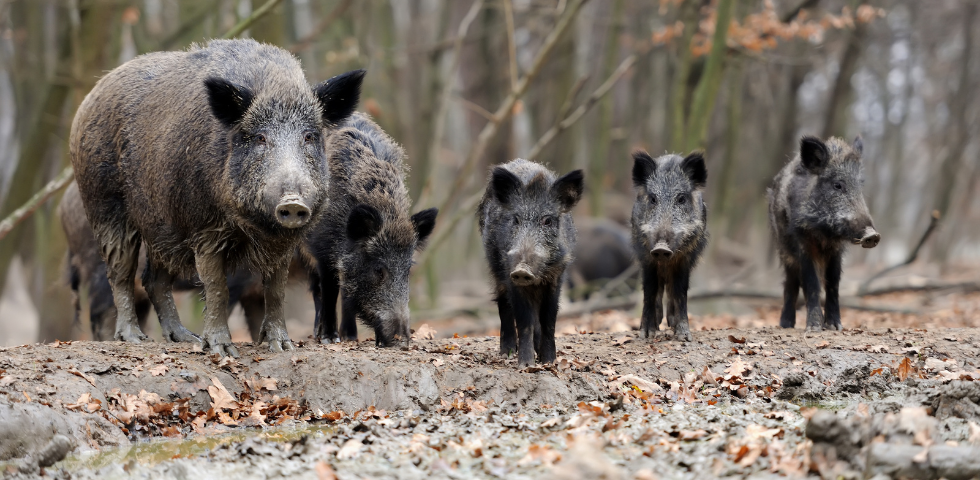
[55,423,337,472]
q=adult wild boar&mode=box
[69,39,364,356]
[566,218,634,301]
[631,150,708,342]
[768,135,880,332]
[305,113,437,347]
[479,159,584,367]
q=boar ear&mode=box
[552,169,585,212]
[631,151,656,187]
[204,78,254,127]
[800,136,830,173]
[314,69,366,126]
[680,151,707,189]
[411,208,438,247]
[852,136,864,156]
[490,167,522,206]
[346,204,383,242]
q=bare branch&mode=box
[288,0,354,54]
[526,53,636,160]
[503,0,519,90]
[222,0,285,39]
[0,167,74,242]
[860,210,941,292]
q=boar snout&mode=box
[650,241,673,261]
[276,195,311,228]
[510,264,537,286]
[855,227,880,249]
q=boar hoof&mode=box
[203,330,239,357]
[114,323,149,343]
[161,324,202,344]
[211,342,239,358]
[267,339,294,353]
[805,324,823,333]
[673,330,692,342]
[318,335,341,345]
[823,320,842,331]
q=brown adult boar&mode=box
[768,135,880,332]
[69,39,364,356]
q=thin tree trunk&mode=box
[684,0,733,152]
[668,0,700,152]
[821,3,866,139]
[588,0,623,216]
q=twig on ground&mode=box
[859,210,941,292]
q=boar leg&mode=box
[496,292,517,357]
[144,264,201,343]
[537,284,560,364]
[195,253,236,357]
[823,253,843,331]
[314,265,342,343]
[640,264,664,338]
[509,289,537,367]
[669,267,693,342]
[665,290,677,329]
[799,256,824,332]
[99,225,147,343]
[779,263,801,328]
[260,262,294,353]
[340,295,359,343]
[239,292,265,343]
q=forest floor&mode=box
[2,293,980,479]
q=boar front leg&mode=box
[668,266,693,342]
[823,252,843,331]
[314,265,342,344]
[496,291,517,357]
[799,255,824,332]
[779,262,801,328]
[260,262,294,353]
[509,289,536,368]
[144,263,201,343]
[195,253,235,357]
[640,263,664,338]
[536,284,560,365]
[99,224,147,343]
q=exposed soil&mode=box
[2,312,980,479]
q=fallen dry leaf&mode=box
[613,335,632,346]
[336,439,363,460]
[68,365,98,387]
[725,357,751,378]
[149,365,168,377]
[518,444,562,466]
[728,335,746,344]
[207,376,239,411]
[678,429,707,441]
[65,393,102,413]
[870,345,888,353]
[431,358,444,367]
[315,461,337,480]
[413,324,437,341]
[815,340,830,349]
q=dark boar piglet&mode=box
[69,39,364,356]
[479,159,584,367]
[306,113,437,347]
[631,150,708,342]
[768,135,880,332]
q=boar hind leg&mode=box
[509,290,537,368]
[340,295,359,342]
[536,285,560,364]
[144,264,201,344]
[195,253,236,357]
[823,253,843,331]
[314,265,342,344]
[640,264,664,338]
[779,263,801,328]
[98,224,147,343]
[496,292,517,357]
[668,268,693,342]
[799,256,824,332]
[260,263,294,353]
[239,292,265,343]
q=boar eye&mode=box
[255,133,267,145]
[512,215,520,226]
[675,194,686,205]
[374,266,387,282]
[834,182,844,191]
[304,131,316,144]
[648,194,657,205]
[540,216,555,227]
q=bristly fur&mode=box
[69,38,363,353]
[767,135,878,332]
[478,159,583,367]
[630,150,709,342]
[306,112,436,346]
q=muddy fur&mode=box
[630,150,708,342]
[305,113,437,347]
[768,135,880,332]
[69,38,363,355]
[478,159,584,367]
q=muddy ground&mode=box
[2,304,980,479]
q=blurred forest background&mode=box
[0,0,978,345]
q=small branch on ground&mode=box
[859,210,941,292]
